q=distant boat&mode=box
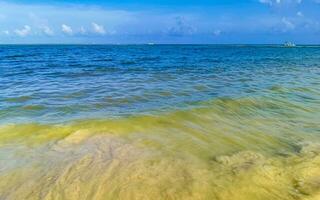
[284,42,296,47]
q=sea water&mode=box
[0,45,319,199]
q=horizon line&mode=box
[1,43,320,46]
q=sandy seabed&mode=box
[0,96,319,200]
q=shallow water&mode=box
[0,45,320,199]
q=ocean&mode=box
[0,45,319,199]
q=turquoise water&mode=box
[0,45,320,200]
[1,45,319,124]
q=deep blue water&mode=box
[0,45,319,124]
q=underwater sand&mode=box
[1,95,320,200]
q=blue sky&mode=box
[0,0,320,44]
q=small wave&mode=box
[22,105,46,111]
[5,96,33,103]
[93,58,114,62]
[120,60,136,65]
[3,54,38,60]
[138,56,161,61]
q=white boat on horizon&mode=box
[284,42,296,47]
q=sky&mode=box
[0,0,320,44]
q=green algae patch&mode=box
[0,95,319,199]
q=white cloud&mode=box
[61,24,73,35]
[259,0,281,6]
[3,30,9,35]
[92,22,106,35]
[167,16,196,36]
[79,26,87,34]
[41,25,54,36]
[281,17,295,31]
[297,11,303,17]
[259,0,303,6]
[14,25,31,37]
